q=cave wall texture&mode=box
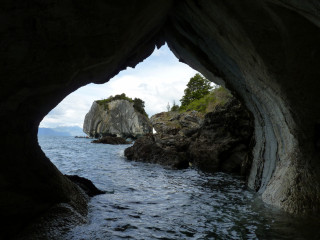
[1,0,320,234]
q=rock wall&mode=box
[1,0,320,235]
[165,0,320,213]
[0,0,173,237]
[83,100,152,138]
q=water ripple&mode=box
[38,136,320,240]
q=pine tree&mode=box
[180,74,213,108]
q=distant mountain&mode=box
[38,128,71,136]
[53,126,85,136]
[38,126,85,136]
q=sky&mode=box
[40,44,200,128]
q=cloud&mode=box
[40,44,198,128]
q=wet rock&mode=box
[91,136,130,145]
[124,134,189,169]
[65,175,105,197]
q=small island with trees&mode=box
[124,73,254,177]
[82,72,254,177]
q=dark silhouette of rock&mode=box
[188,100,254,174]
[125,99,254,175]
[91,136,130,145]
[65,175,106,197]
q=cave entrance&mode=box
[4,1,320,238]
[38,42,253,178]
[38,44,198,133]
[38,39,309,239]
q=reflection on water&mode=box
[38,136,320,239]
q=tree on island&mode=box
[133,98,148,117]
[180,73,213,109]
[96,93,148,117]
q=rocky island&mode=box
[83,94,152,141]
[125,85,254,176]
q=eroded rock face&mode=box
[83,100,152,139]
[1,0,320,235]
[125,99,254,175]
[165,0,320,214]
[189,100,254,174]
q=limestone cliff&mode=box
[83,100,152,139]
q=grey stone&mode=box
[83,100,152,139]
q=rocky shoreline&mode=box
[125,98,254,177]
[91,136,131,145]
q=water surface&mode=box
[38,136,320,239]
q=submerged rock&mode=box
[83,100,152,139]
[125,98,254,175]
[91,136,130,145]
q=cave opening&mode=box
[33,42,315,239]
[35,44,260,239]
[2,0,320,239]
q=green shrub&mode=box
[96,93,148,117]
[180,86,232,114]
[171,104,180,111]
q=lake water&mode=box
[38,136,319,239]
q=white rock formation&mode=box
[83,100,152,138]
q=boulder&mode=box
[124,134,189,169]
[65,175,106,197]
[83,100,152,139]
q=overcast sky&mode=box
[40,44,199,128]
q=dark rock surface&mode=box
[91,136,130,145]
[65,175,106,197]
[125,133,190,169]
[165,0,320,214]
[0,1,172,237]
[1,0,320,236]
[188,100,254,174]
[125,99,254,175]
